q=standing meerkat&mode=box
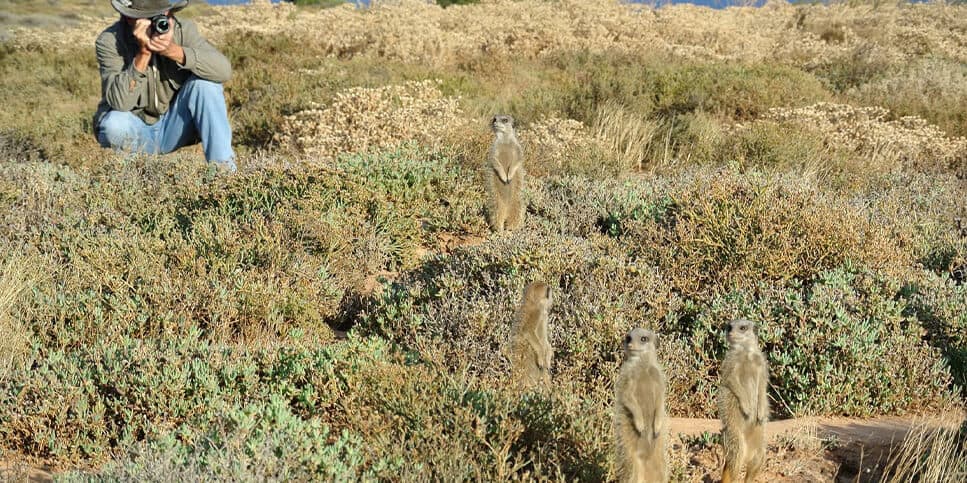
[486,114,524,231]
[613,328,668,483]
[718,318,770,483]
[508,281,552,387]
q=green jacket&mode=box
[93,17,231,129]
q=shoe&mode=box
[210,158,238,175]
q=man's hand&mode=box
[153,26,186,65]
[132,18,152,73]
[132,18,153,55]
[132,17,186,68]
[146,29,173,54]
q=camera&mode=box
[151,15,170,35]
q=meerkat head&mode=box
[491,114,516,136]
[524,281,552,310]
[726,318,759,348]
[623,328,658,361]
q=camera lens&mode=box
[151,15,170,34]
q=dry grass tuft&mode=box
[591,102,661,172]
[883,418,967,483]
[0,253,33,383]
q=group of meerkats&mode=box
[489,115,771,483]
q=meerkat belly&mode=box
[494,178,516,196]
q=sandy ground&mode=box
[0,459,54,483]
[671,414,963,482]
[671,414,962,444]
[3,413,959,482]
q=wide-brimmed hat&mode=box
[111,0,189,19]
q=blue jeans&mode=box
[97,76,236,171]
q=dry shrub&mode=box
[518,117,613,178]
[778,422,838,479]
[12,2,966,70]
[723,119,835,177]
[849,57,967,138]
[617,170,909,295]
[883,419,967,483]
[786,3,967,66]
[275,80,470,159]
[753,103,967,176]
[0,130,46,163]
[806,41,901,92]
[440,117,492,170]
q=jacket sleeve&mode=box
[178,20,232,83]
[96,29,146,112]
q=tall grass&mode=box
[591,101,661,171]
[883,419,967,483]
[0,254,32,384]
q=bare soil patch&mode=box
[0,456,53,483]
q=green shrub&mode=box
[760,268,955,416]
[610,170,908,294]
[64,398,396,482]
[356,170,958,417]
[902,274,967,396]
[1,145,485,345]
[719,120,834,173]
[361,235,958,417]
[11,336,610,479]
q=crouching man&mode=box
[94,0,236,173]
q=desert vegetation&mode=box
[0,0,964,480]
